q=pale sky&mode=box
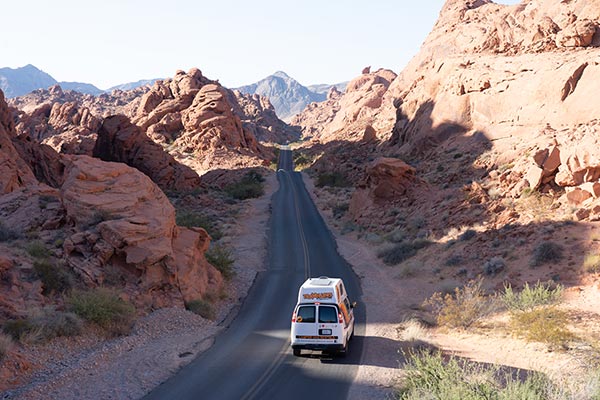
[1,0,521,89]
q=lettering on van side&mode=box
[303,292,333,300]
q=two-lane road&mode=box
[144,149,365,400]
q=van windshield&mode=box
[296,305,315,323]
[318,306,338,323]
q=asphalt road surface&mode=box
[144,148,365,400]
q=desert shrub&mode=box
[378,239,432,266]
[205,244,235,280]
[482,256,506,276]
[425,278,496,328]
[397,350,553,400]
[315,172,350,188]
[397,260,422,279]
[530,241,563,267]
[385,229,406,243]
[185,299,215,320]
[332,202,349,218]
[0,332,13,361]
[25,307,83,342]
[511,306,573,349]
[176,210,223,240]
[225,171,265,200]
[0,221,20,242]
[26,240,51,259]
[583,253,600,273]
[2,319,33,341]
[503,281,563,312]
[33,259,73,295]
[67,288,136,336]
[458,229,476,241]
[293,152,314,170]
[445,255,463,267]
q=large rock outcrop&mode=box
[93,114,201,192]
[61,156,222,306]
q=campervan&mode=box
[290,276,355,357]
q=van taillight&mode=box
[292,312,296,323]
[338,312,343,324]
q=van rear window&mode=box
[296,305,315,323]
[318,306,338,323]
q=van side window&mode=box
[297,305,315,323]
[318,306,338,323]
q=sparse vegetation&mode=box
[530,241,563,267]
[293,151,315,170]
[332,202,349,218]
[378,239,432,266]
[176,210,223,240]
[33,259,73,295]
[315,172,350,188]
[445,255,463,267]
[502,281,563,312]
[205,244,235,280]
[397,350,554,400]
[185,299,215,320]
[425,278,496,329]
[67,288,136,336]
[511,307,573,349]
[482,256,505,275]
[225,171,265,200]
[458,229,476,241]
[2,307,82,343]
[0,221,20,242]
[583,252,600,273]
[26,240,51,259]
[0,332,13,361]
[2,319,32,341]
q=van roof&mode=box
[302,276,341,288]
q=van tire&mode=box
[293,348,301,357]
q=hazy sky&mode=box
[1,0,521,89]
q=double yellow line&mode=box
[242,152,311,400]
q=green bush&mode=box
[398,350,553,400]
[225,171,265,200]
[316,172,350,188]
[530,241,563,267]
[206,244,235,280]
[2,319,33,341]
[482,256,505,276]
[425,278,496,328]
[34,259,73,295]
[511,307,573,349]
[377,239,432,266]
[25,307,83,342]
[67,288,136,336]
[0,333,13,361]
[185,299,215,320]
[26,240,51,259]
[293,151,314,170]
[503,281,563,312]
[0,221,20,242]
[176,210,223,240]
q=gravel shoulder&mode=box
[1,173,277,400]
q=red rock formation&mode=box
[0,90,37,194]
[61,155,223,306]
[93,114,201,192]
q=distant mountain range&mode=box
[235,71,347,121]
[0,64,160,98]
[0,65,346,120]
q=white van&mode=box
[290,276,355,357]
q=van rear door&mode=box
[317,305,339,340]
[294,304,317,338]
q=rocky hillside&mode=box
[298,0,600,281]
[8,68,299,176]
[0,88,223,321]
[236,71,344,122]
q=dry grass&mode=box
[511,306,574,350]
[425,278,498,329]
[583,253,600,273]
[398,319,430,348]
[0,332,13,361]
